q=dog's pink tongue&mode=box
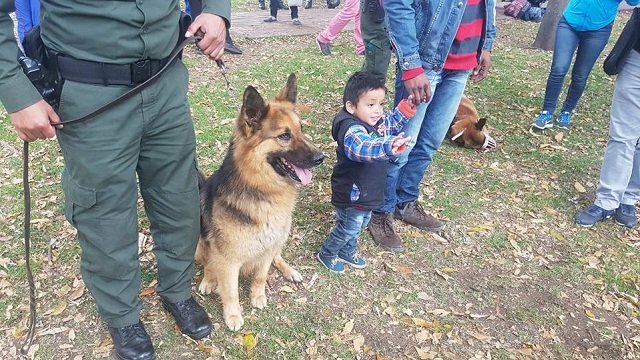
[293,165,313,185]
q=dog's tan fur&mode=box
[448,94,490,149]
[196,74,324,331]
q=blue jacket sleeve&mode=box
[484,0,496,51]
[383,0,422,72]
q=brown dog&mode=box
[196,74,325,331]
[447,94,496,150]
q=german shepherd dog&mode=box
[447,94,496,150]
[196,74,325,331]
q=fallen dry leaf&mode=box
[341,319,354,335]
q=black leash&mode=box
[19,32,225,355]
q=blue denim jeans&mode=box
[320,206,371,258]
[543,17,613,114]
[376,68,469,213]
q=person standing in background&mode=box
[531,0,639,131]
[359,0,390,82]
[575,41,640,228]
[316,0,364,56]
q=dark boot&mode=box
[367,212,404,252]
[258,0,266,10]
[108,321,155,360]
[224,30,243,55]
[304,0,312,9]
[327,0,340,8]
[161,297,212,340]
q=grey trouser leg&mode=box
[360,0,391,82]
[57,62,200,328]
[595,50,640,210]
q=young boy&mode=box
[318,71,415,273]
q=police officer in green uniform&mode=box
[0,1,230,359]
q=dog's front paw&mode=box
[283,268,303,283]
[198,280,216,295]
[224,312,244,331]
[251,294,267,309]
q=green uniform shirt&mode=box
[0,0,230,113]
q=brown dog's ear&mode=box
[476,118,487,131]
[241,85,267,128]
[276,73,297,104]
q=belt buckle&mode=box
[131,59,152,85]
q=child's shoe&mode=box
[317,253,345,274]
[531,111,553,129]
[338,252,367,269]
[557,111,572,130]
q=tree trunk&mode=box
[532,0,570,50]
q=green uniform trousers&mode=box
[360,0,391,82]
[56,61,200,328]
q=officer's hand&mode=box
[11,100,60,142]
[402,72,431,106]
[186,13,227,60]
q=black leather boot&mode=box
[224,30,243,55]
[161,297,212,340]
[327,0,340,8]
[108,321,155,360]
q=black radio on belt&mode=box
[19,25,63,109]
[18,56,60,108]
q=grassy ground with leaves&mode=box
[1,9,640,360]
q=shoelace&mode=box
[383,215,396,234]
[175,299,198,317]
[412,202,429,220]
[120,324,147,342]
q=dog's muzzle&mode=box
[482,132,496,150]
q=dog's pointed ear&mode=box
[276,73,297,104]
[476,118,487,131]
[241,85,267,128]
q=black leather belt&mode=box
[56,55,172,86]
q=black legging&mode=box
[269,0,298,19]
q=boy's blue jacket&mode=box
[384,0,497,73]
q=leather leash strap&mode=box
[20,33,218,355]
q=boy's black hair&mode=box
[343,71,387,108]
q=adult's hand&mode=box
[11,100,60,142]
[186,13,227,60]
[402,72,431,106]
[471,50,492,83]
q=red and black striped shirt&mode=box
[444,0,485,70]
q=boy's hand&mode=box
[391,132,411,155]
[397,97,417,118]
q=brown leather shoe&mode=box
[394,201,445,231]
[368,212,404,252]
